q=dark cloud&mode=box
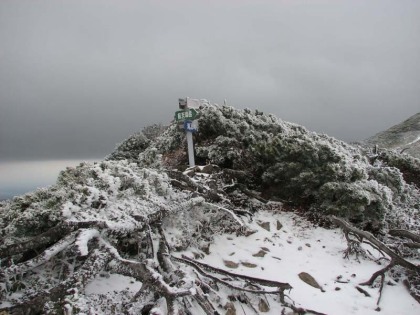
[1,0,419,160]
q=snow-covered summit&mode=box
[106,103,419,230]
[0,102,419,314]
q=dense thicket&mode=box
[100,104,419,229]
[187,105,418,229]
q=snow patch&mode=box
[85,273,142,295]
[183,210,420,315]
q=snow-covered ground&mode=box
[201,210,419,314]
[206,210,419,314]
[84,210,419,314]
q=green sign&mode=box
[174,108,199,122]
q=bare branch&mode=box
[173,255,292,294]
[331,215,420,307]
[330,216,420,274]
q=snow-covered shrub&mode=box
[368,166,405,194]
[384,184,420,232]
[141,123,167,140]
[191,105,398,225]
[188,105,419,230]
[196,105,232,139]
[195,136,243,168]
[35,103,415,231]
[154,124,186,153]
[137,146,164,169]
[254,133,367,202]
[4,187,64,237]
[106,123,186,168]
[317,180,393,225]
[377,150,420,187]
[1,160,184,240]
[106,132,150,162]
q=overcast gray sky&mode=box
[1,0,419,162]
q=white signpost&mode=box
[184,121,195,167]
[175,99,199,167]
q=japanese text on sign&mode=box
[177,111,193,120]
[174,108,198,122]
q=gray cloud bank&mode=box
[1,0,419,161]
[0,159,94,199]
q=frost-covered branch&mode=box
[204,203,245,227]
[0,224,72,259]
[1,247,110,315]
[3,232,77,276]
[74,228,100,256]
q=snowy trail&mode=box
[406,135,420,147]
[84,210,419,314]
[193,211,419,315]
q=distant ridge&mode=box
[364,112,420,158]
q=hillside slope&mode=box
[1,103,419,314]
[364,112,420,158]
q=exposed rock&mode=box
[193,252,205,259]
[224,260,239,269]
[200,243,211,255]
[276,220,283,230]
[252,249,267,257]
[258,221,271,231]
[298,272,325,292]
[243,229,258,237]
[241,262,257,268]
[224,301,236,315]
[258,298,270,312]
